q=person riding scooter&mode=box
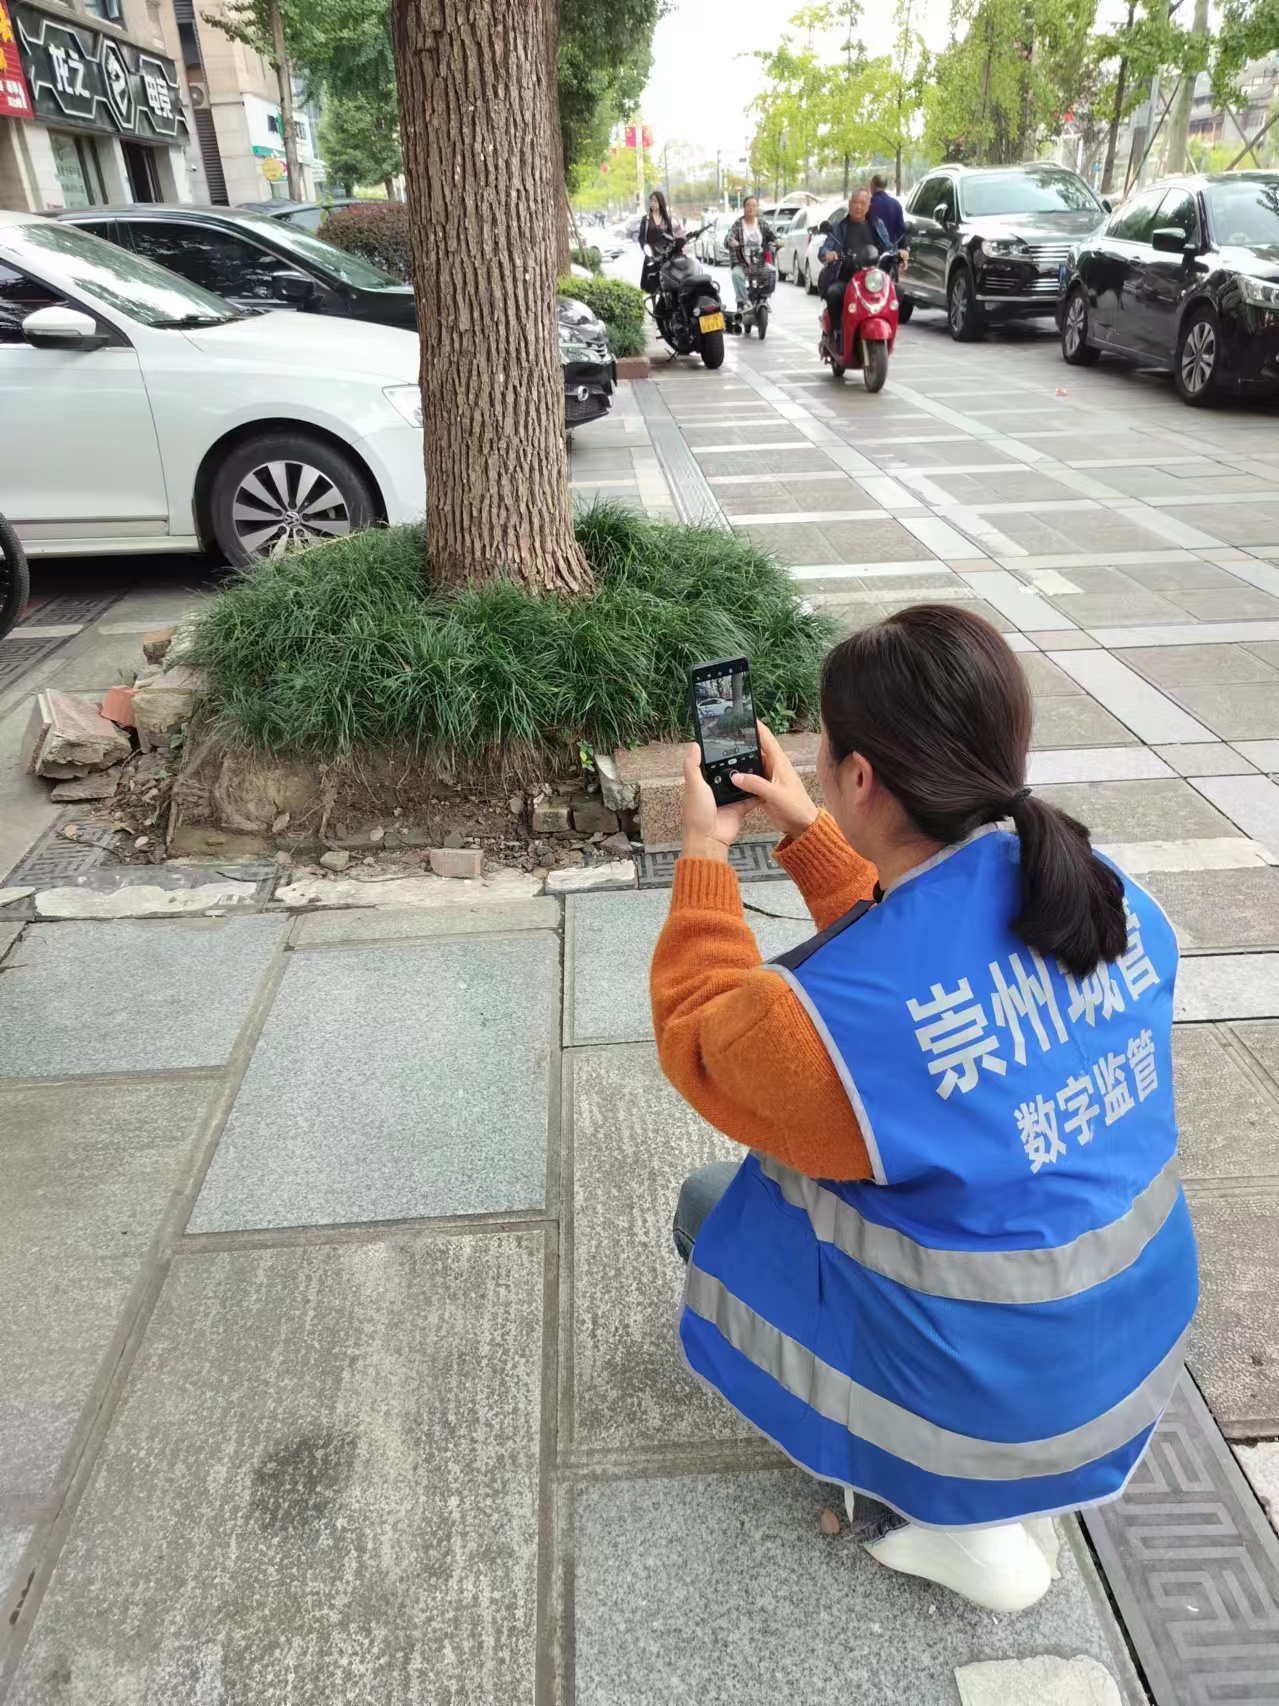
[819,187,908,355]
[727,195,777,313]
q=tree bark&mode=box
[1101,52,1129,195]
[269,0,302,201]
[1163,0,1208,175]
[392,0,591,593]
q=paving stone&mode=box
[1232,1439,1279,1530]
[1155,742,1255,776]
[1019,653,1085,696]
[1185,1194,1279,1436]
[1143,867,1279,951]
[1046,651,1215,744]
[1160,506,1279,548]
[1,1522,32,1611]
[190,933,557,1230]
[1191,774,1279,856]
[1240,641,1279,672]
[955,1654,1123,1706]
[566,882,811,1045]
[274,871,542,910]
[1049,590,1198,628]
[570,1047,750,1452]
[1232,740,1279,771]
[1118,559,1249,592]
[1172,586,1279,620]
[1231,1019,1279,1089]
[34,879,261,919]
[1171,1024,1279,1179]
[0,916,285,1078]
[818,518,942,564]
[1165,682,1279,741]
[573,1473,1139,1706]
[1031,696,1137,749]
[0,1080,216,1501]
[0,918,22,961]
[1027,748,1171,785]
[1036,779,1239,844]
[1125,645,1279,689]
[733,522,839,563]
[6,1234,544,1706]
[1176,955,1279,1022]
[294,899,560,944]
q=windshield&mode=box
[229,209,406,289]
[1205,179,1279,248]
[960,170,1100,217]
[18,219,237,326]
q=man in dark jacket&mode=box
[818,188,906,352]
[869,174,906,247]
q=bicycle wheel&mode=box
[0,512,30,641]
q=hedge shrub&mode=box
[558,274,648,359]
[322,203,412,280]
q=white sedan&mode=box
[0,209,425,566]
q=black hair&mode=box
[870,174,887,191]
[819,604,1127,977]
[648,189,669,226]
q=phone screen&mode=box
[691,657,764,803]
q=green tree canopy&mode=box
[319,90,402,192]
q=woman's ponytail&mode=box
[821,606,1130,980]
[1008,792,1128,978]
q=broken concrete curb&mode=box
[34,881,260,919]
[545,860,637,893]
[273,871,543,910]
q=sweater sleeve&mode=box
[773,809,878,932]
[649,826,878,1182]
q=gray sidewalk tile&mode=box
[1189,773,1279,856]
[1036,779,1239,844]
[1232,739,1279,771]
[0,917,286,1079]
[1027,747,1171,785]
[569,1047,751,1454]
[1,1523,33,1612]
[566,882,811,1046]
[6,1233,544,1705]
[1143,867,1279,951]
[1230,1018,1279,1089]
[294,898,560,945]
[1045,651,1215,745]
[573,1473,1140,1706]
[1172,1025,1279,1179]
[190,934,557,1231]
[0,1080,216,1502]
[1031,697,1137,749]
[1154,742,1255,776]
[1125,644,1279,688]
[1018,652,1085,695]
[1176,954,1279,1021]
[1186,1194,1279,1436]
[1168,681,1279,741]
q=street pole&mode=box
[716,149,722,207]
[1135,72,1159,185]
[636,115,645,212]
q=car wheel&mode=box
[208,432,377,567]
[947,266,983,341]
[1061,287,1101,366]
[0,511,30,641]
[897,296,915,324]
[806,261,818,296]
[1175,307,1223,406]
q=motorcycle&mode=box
[727,247,776,341]
[816,226,899,392]
[645,225,727,370]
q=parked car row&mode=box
[0,202,615,569]
[774,160,1279,407]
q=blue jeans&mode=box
[731,262,776,308]
[673,1160,908,1543]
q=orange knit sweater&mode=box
[650,810,878,1181]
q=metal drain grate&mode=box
[1083,1371,1279,1704]
[638,842,790,887]
[2,813,113,887]
[18,590,124,628]
[0,637,66,694]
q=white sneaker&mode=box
[862,1517,1052,1613]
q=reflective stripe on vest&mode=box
[683,1259,1188,1481]
[756,1151,1183,1305]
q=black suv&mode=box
[1060,172,1279,406]
[901,163,1107,340]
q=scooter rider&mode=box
[819,186,909,353]
[727,195,777,311]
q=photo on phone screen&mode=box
[690,656,764,803]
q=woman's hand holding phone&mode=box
[680,722,820,860]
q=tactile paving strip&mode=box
[1083,1371,1279,1704]
[637,843,789,887]
[633,379,729,530]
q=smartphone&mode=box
[689,656,766,805]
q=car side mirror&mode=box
[1101,198,1113,213]
[933,202,950,226]
[1151,226,1192,254]
[22,305,106,351]
[271,269,318,302]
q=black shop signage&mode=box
[15,3,186,139]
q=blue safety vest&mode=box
[680,825,1198,1529]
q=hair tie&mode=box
[1009,786,1031,811]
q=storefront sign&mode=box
[14,3,187,139]
[0,0,33,119]
[262,157,284,181]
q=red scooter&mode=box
[817,242,900,391]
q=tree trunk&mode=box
[269,0,302,200]
[392,0,591,593]
[384,177,395,199]
[1101,52,1129,195]
[545,0,571,278]
[1163,0,1208,176]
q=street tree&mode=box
[318,91,401,196]
[204,0,305,197]
[391,0,590,591]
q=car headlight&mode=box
[559,338,597,364]
[982,238,1027,257]
[1240,275,1279,312]
[383,385,423,428]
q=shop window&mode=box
[49,132,107,209]
[82,0,124,18]
[123,141,161,203]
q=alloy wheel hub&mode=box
[1182,322,1215,393]
[232,460,352,559]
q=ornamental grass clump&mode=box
[189,504,833,778]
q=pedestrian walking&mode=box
[651,604,1198,1614]
[869,173,906,247]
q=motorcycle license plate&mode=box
[699,311,725,333]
